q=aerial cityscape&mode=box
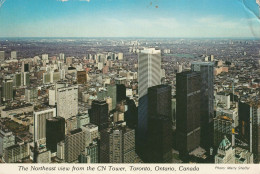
[0,0,259,164]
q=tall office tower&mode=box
[147,115,172,163]
[57,85,78,120]
[11,51,17,59]
[191,62,214,149]
[138,48,161,98]
[213,116,235,149]
[239,100,260,163]
[64,128,85,163]
[33,108,56,142]
[2,79,13,102]
[148,84,172,120]
[59,53,65,62]
[89,100,109,131]
[116,84,126,103]
[137,48,161,156]
[0,51,5,62]
[0,129,15,156]
[100,126,135,163]
[176,71,201,157]
[77,71,87,84]
[46,117,65,152]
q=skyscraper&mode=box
[2,79,13,102]
[57,85,78,120]
[64,128,85,163]
[137,48,161,157]
[0,51,5,62]
[46,117,65,152]
[89,100,109,131]
[239,100,260,163]
[116,84,126,103]
[148,84,172,120]
[147,115,172,163]
[33,108,56,142]
[191,62,214,149]
[176,71,201,157]
[100,126,135,163]
[138,48,161,98]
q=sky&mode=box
[0,0,260,38]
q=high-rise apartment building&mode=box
[57,85,78,120]
[176,71,201,157]
[191,61,214,149]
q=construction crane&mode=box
[0,0,6,8]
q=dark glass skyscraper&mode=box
[90,100,109,131]
[191,62,214,149]
[116,84,126,103]
[147,115,172,163]
[176,71,201,157]
[137,48,161,159]
[46,117,65,152]
[148,84,172,120]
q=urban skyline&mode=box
[0,0,259,166]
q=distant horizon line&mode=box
[0,36,260,40]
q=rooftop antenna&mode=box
[0,0,6,8]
